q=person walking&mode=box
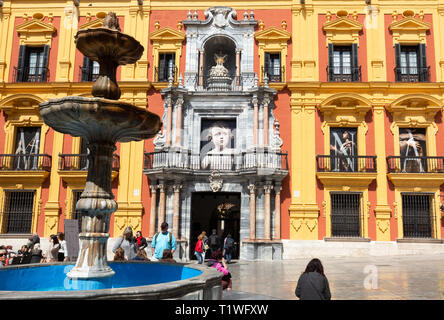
[45,234,60,263]
[151,222,177,261]
[223,233,235,264]
[208,229,221,256]
[112,226,137,260]
[194,234,204,264]
[57,232,68,262]
[201,231,209,261]
[295,258,331,300]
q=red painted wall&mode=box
[316,109,325,239]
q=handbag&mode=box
[204,244,209,250]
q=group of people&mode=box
[194,229,236,264]
[0,232,68,267]
[112,222,177,263]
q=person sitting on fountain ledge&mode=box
[112,227,137,261]
[151,222,177,261]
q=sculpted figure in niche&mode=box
[201,121,235,170]
[209,51,229,78]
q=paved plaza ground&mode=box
[221,254,444,300]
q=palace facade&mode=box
[1,0,444,260]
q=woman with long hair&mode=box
[295,258,331,300]
[45,234,60,263]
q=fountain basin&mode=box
[0,261,223,300]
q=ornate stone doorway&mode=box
[190,192,240,260]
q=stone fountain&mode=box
[39,12,160,283]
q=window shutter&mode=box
[16,45,27,82]
[41,45,50,81]
[351,44,359,81]
[419,44,428,82]
[264,52,271,77]
[395,44,401,81]
[328,44,334,81]
[81,56,90,81]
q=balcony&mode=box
[261,66,285,83]
[326,66,361,82]
[59,154,120,171]
[394,66,430,82]
[186,72,257,91]
[387,156,444,174]
[0,154,51,171]
[144,150,288,173]
[154,66,178,83]
[316,155,376,173]
[13,67,49,83]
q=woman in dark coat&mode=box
[30,243,43,264]
[295,258,331,300]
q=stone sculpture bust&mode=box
[103,12,121,31]
[209,51,229,77]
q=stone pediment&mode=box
[150,27,185,42]
[16,18,56,36]
[255,26,291,42]
[389,17,431,32]
[79,18,104,30]
[322,17,363,32]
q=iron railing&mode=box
[394,66,430,82]
[79,65,100,82]
[185,72,257,91]
[144,150,288,171]
[401,193,436,238]
[261,66,285,83]
[1,190,34,234]
[386,156,444,173]
[326,65,361,82]
[0,154,51,171]
[154,66,178,82]
[316,155,377,173]
[330,192,363,238]
[13,66,49,83]
[58,153,120,171]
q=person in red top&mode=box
[194,234,204,264]
[135,231,147,251]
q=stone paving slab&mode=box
[221,255,444,300]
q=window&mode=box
[15,45,49,82]
[72,190,83,232]
[329,127,358,172]
[2,191,34,234]
[13,127,41,170]
[330,192,362,237]
[398,128,427,173]
[157,53,176,82]
[328,44,360,82]
[80,56,100,82]
[264,53,282,82]
[401,194,435,238]
[395,44,429,82]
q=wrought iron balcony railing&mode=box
[154,66,178,82]
[326,65,361,82]
[316,155,377,173]
[261,66,285,83]
[13,66,49,83]
[0,154,51,171]
[59,154,120,171]
[394,66,430,82]
[387,156,444,173]
[144,150,288,172]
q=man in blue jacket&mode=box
[151,222,177,261]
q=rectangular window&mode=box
[81,56,100,82]
[2,191,35,234]
[264,53,282,82]
[395,44,428,82]
[329,127,358,172]
[402,193,434,238]
[399,128,427,173]
[330,192,362,237]
[13,127,41,170]
[328,44,359,82]
[158,53,176,82]
[72,190,83,232]
[15,45,49,82]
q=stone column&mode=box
[264,183,273,240]
[198,49,204,86]
[252,95,259,146]
[149,184,157,238]
[236,49,241,86]
[263,97,270,146]
[248,183,256,239]
[157,183,166,228]
[274,184,282,240]
[172,183,182,239]
[165,96,173,146]
[175,97,184,146]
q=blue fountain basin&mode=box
[0,262,202,292]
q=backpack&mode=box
[154,231,172,249]
[226,238,234,248]
[210,234,218,246]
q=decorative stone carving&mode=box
[272,120,283,148]
[209,171,223,192]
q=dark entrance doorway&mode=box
[190,192,240,260]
